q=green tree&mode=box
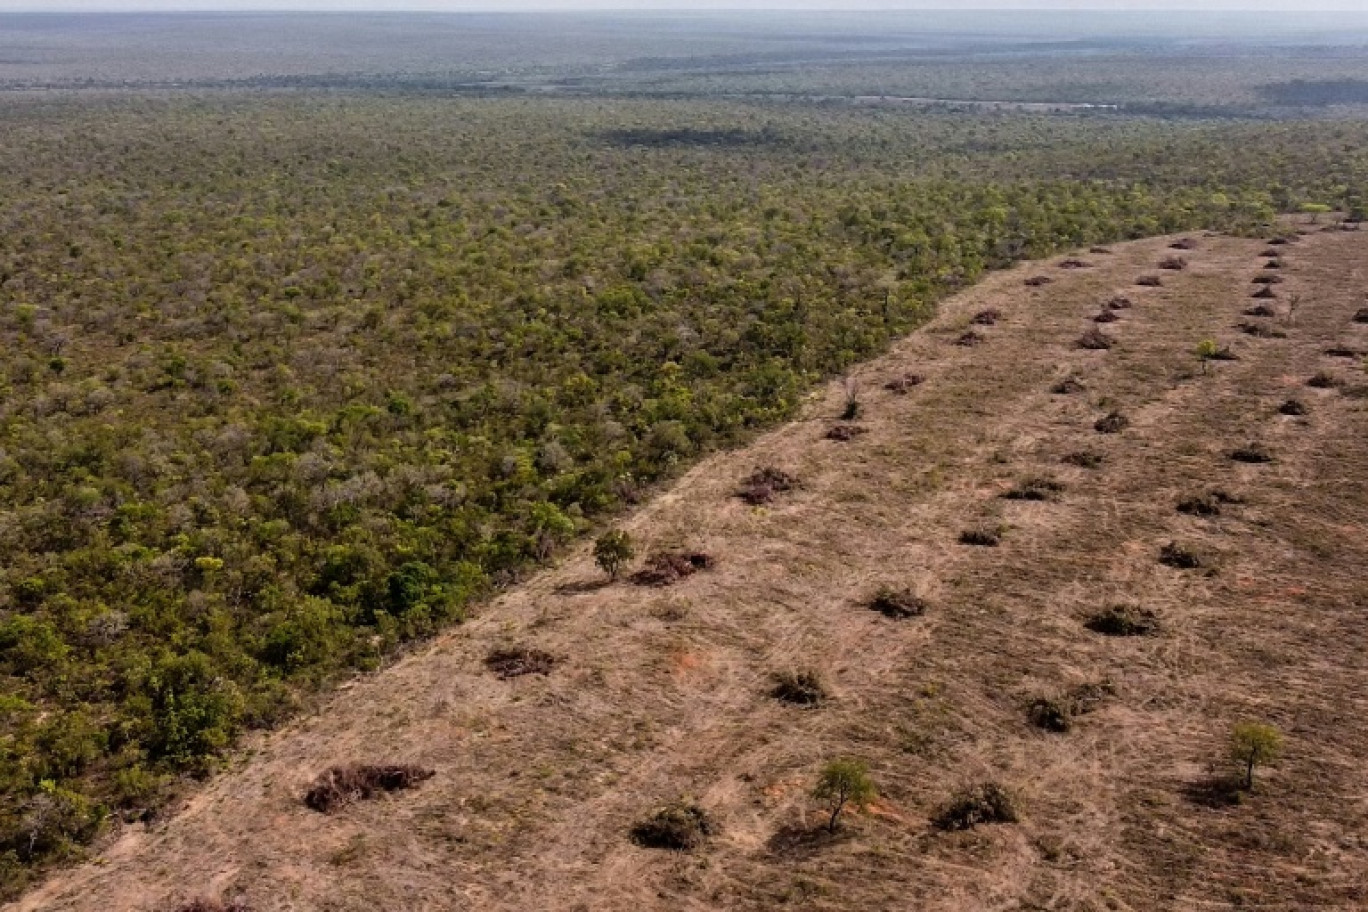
[593,530,634,580]
[1230,722,1283,790]
[813,758,877,833]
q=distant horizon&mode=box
[3,2,1368,13]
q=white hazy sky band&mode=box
[0,2,1365,11]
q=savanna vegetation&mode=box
[3,19,1368,896]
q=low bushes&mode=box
[933,782,1019,830]
[631,801,716,850]
[868,586,928,619]
[632,550,714,586]
[771,670,829,706]
[738,466,798,505]
[486,645,556,679]
[1086,604,1159,636]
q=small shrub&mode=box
[1094,411,1128,434]
[771,669,828,706]
[933,782,1019,831]
[1229,443,1273,464]
[1229,723,1283,791]
[1105,295,1133,310]
[1325,345,1361,359]
[1136,275,1163,287]
[1279,398,1308,416]
[486,645,556,679]
[631,801,715,850]
[1024,275,1053,287]
[593,530,635,580]
[1243,303,1277,317]
[305,764,434,813]
[1086,604,1159,636]
[813,759,878,833]
[1093,309,1120,323]
[1061,450,1103,469]
[1353,307,1368,324]
[1264,259,1283,269]
[884,373,925,393]
[1251,285,1278,300]
[1076,328,1115,350]
[1266,237,1289,246]
[959,528,1001,547]
[1090,245,1113,254]
[1306,372,1341,389]
[1059,258,1092,269]
[1259,247,1281,257]
[1027,697,1072,733]
[971,308,1002,326]
[738,466,798,505]
[632,550,714,586]
[955,330,986,347]
[1003,477,1064,501]
[1159,541,1203,569]
[1251,274,1283,285]
[825,423,867,442]
[1051,375,1086,395]
[868,586,928,619]
[1170,238,1199,250]
[1158,256,1188,270]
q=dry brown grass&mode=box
[22,222,1368,912]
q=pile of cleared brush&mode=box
[305,764,435,813]
[737,466,798,505]
[632,550,715,586]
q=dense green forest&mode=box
[1,85,1367,896]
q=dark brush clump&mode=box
[1061,450,1104,469]
[1353,307,1368,324]
[486,645,556,678]
[1024,275,1053,287]
[1059,258,1093,269]
[1251,274,1283,285]
[1243,303,1277,317]
[1307,372,1341,389]
[1325,345,1362,358]
[1159,541,1204,569]
[1177,489,1240,516]
[933,783,1020,831]
[173,901,251,912]
[632,551,714,587]
[884,373,925,394]
[1170,238,1199,250]
[1251,285,1278,300]
[1158,256,1188,270]
[971,308,1002,326]
[1027,681,1115,733]
[1279,398,1308,416]
[868,586,928,619]
[1106,295,1134,310]
[305,764,435,814]
[1076,328,1115,350]
[959,528,1001,547]
[1086,604,1160,636]
[1003,477,1064,501]
[738,466,798,505]
[1239,322,1284,339]
[1093,309,1120,324]
[771,669,829,706]
[825,423,868,442]
[1094,412,1129,434]
[1051,376,1086,395]
[631,802,716,850]
[1229,443,1273,464]
[955,330,986,347]
[1136,275,1163,287]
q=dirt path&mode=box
[16,223,1368,912]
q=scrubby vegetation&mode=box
[933,782,1019,830]
[630,801,716,850]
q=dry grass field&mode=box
[16,221,1368,912]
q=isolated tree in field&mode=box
[813,758,877,833]
[1195,339,1220,374]
[593,530,635,580]
[1230,722,1283,790]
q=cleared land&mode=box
[18,223,1368,911]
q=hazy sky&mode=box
[1,1,1365,11]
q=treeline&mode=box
[0,94,1365,896]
